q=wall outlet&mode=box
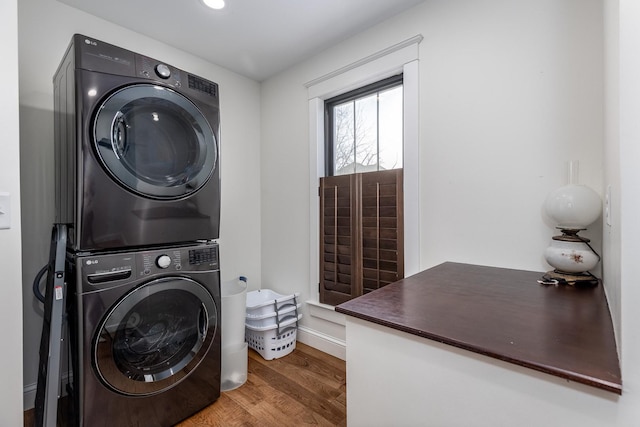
[604,185,612,227]
[0,192,10,230]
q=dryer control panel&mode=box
[136,54,184,89]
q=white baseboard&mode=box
[24,382,36,411]
[297,326,346,360]
[306,300,346,326]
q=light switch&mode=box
[604,185,612,227]
[0,192,11,230]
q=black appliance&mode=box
[68,242,221,426]
[53,34,221,251]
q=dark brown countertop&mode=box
[336,262,622,394]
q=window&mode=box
[307,36,421,310]
[325,74,403,176]
[320,75,405,305]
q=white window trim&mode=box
[307,35,422,302]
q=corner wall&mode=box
[603,0,621,347]
[0,0,24,424]
[618,0,640,419]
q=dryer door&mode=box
[93,84,217,199]
[93,277,217,396]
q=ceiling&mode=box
[58,0,425,81]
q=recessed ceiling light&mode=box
[202,0,225,9]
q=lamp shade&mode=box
[544,183,601,230]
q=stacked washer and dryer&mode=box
[53,34,222,426]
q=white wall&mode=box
[19,0,262,408]
[598,1,640,420]
[618,0,640,420]
[0,0,24,424]
[261,0,604,352]
[603,0,621,345]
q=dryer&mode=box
[68,242,221,426]
[54,34,221,251]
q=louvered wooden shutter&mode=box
[320,170,404,305]
[319,174,360,305]
[360,169,404,294]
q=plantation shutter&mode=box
[319,174,360,305]
[360,170,404,294]
[319,169,404,305]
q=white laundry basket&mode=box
[245,313,302,360]
[245,289,300,317]
[245,289,301,360]
[245,301,302,327]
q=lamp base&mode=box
[541,270,599,287]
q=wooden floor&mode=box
[24,343,346,427]
[180,343,346,426]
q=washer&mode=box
[68,242,221,426]
[54,34,221,251]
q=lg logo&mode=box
[86,259,99,265]
[84,39,97,46]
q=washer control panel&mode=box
[82,253,134,286]
[156,254,172,269]
[155,63,171,79]
[189,246,218,265]
[79,243,219,290]
[141,249,184,275]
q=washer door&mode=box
[93,277,217,396]
[93,84,217,199]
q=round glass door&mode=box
[93,84,217,199]
[93,277,217,396]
